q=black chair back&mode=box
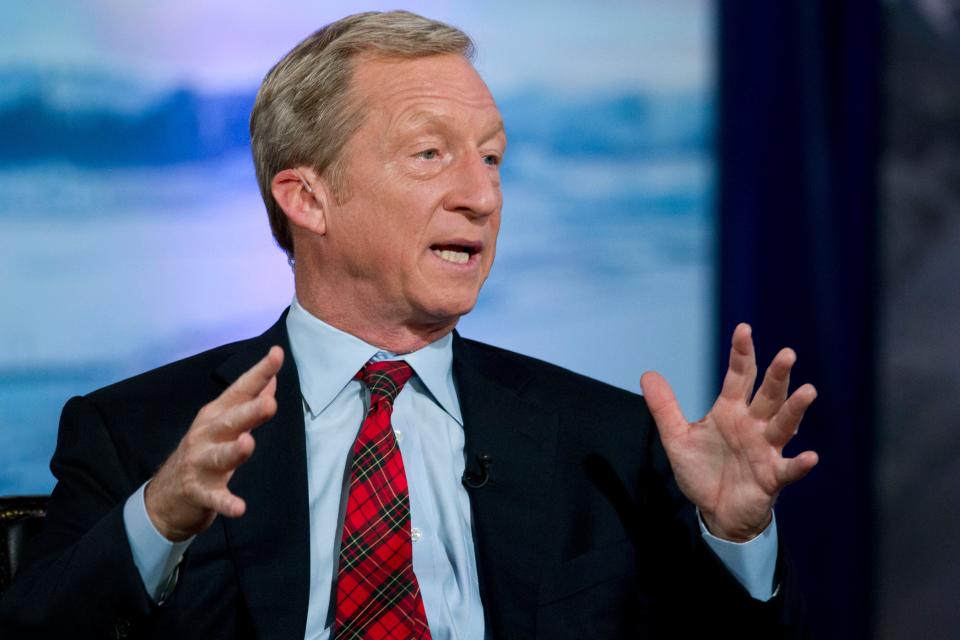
[0,496,48,595]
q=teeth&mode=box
[432,248,470,264]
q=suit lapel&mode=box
[206,320,558,638]
[214,312,311,639]
[453,334,559,640]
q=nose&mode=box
[442,152,501,219]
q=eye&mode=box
[415,149,440,160]
[482,154,501,167]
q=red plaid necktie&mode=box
[334,360,432,640]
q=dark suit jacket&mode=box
[0,312,808,638]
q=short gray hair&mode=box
[250,11,475,259]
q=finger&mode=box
[212,346,284,411]
[210,390,278,439]
[206,432,256,472]
[201,487,246,518]
[719,323,757,403]
[749,347,796,420]
[640,371,688,445]
[765,383,817,446]
[258,374,278,401]
[776,450,819,486]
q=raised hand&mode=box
[639,324,818,542]
[144,346,284,541]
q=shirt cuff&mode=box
[698,510,778,601]
[122,481,194,603]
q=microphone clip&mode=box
[461,453,493,490]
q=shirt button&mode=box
[411,527,422,542]
[394,429,403,442]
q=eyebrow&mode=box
[400,111,505,143]
[403,111,444,130]
[481,119,506,142]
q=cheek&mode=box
[486,215,502,259]
[381,222,425,283]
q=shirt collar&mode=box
[285,298,462,425]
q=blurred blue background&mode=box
[0,1,716,494]
[4,1,959,638]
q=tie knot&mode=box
[356,360,413,405]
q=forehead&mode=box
[350,53,502,130]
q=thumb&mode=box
[640,371,688,444]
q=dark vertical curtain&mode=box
[716,2,880,638]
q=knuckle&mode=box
[223,442,241,467]
[209,446,223,470]
[197,402,216,421]
[219,443,240,471]
[181,430,200,450]
[239,401,255,423]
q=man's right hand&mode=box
[144,346,284,541]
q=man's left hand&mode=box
[639,323,819,542]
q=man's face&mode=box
[319,53,505,332]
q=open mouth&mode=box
[430,242,480,265]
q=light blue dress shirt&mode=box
[123,298,780,638]
[284,299,483,639]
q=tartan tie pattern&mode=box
[334,360,432,640]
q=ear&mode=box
[271,167,329,237]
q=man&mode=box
[0,11,816,639]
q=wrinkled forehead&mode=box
[350,53,500,120]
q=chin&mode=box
[417,293,480,326]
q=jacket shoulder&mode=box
[454,335,647,416]
[85,312,288,410]
[85,337,249,407]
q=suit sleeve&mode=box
[639,400,810,639]
[530,379,809,639]
[0,395,157,637]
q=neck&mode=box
[294,270,457,354]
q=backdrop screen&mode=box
[0,1,715,494]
